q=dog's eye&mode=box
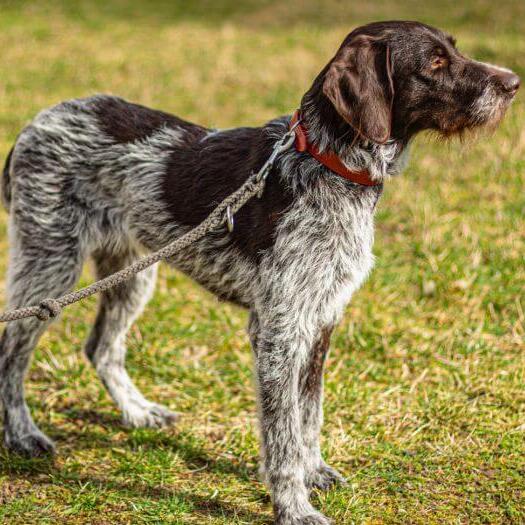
[431,55,449,70]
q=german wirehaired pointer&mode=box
[0,21,519,524]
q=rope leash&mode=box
[0,121,299,323]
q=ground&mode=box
[0,1,524,523]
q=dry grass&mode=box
[0,1,524,523]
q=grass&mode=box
[0,1,524,523]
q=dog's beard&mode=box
[435,96,513,144]
[465,88,515,133]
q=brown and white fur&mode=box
[0,21,519,524]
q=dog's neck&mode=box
[300,92,408,183]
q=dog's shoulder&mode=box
[160,119,295,262]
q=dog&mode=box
[0,20,519,525]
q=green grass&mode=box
[0,1,524,523]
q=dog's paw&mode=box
[306,462,346,491]
[4,428,55,457]
[275,510,332,525]
[122,402,179,429]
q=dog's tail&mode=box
[1,146,14,211]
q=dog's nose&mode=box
[496,71,520,95]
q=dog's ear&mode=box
[323,36,394,144]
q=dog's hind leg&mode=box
[0,230,84,456]
[84,250,177,428]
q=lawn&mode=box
[0,1,524,523]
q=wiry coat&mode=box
[0,93,397,521]
[0,20,519,525]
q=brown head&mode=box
[301,21,520,148]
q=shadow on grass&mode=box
[53,407,257,479]
[0,411,268,522]
[0,460,270,523]
[0,407,257,478]
[67,476,271,524]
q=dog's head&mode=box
[305,21,519,144]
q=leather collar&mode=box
[290,111,380,186]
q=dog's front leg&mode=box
[255,322,331,525]
[300,326,346,491]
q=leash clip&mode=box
[226,206,235,232]
[254,119,300,199]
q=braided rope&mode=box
[0,166,268,323]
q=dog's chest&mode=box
[265,180,379,324]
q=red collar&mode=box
[290,111,380,187]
